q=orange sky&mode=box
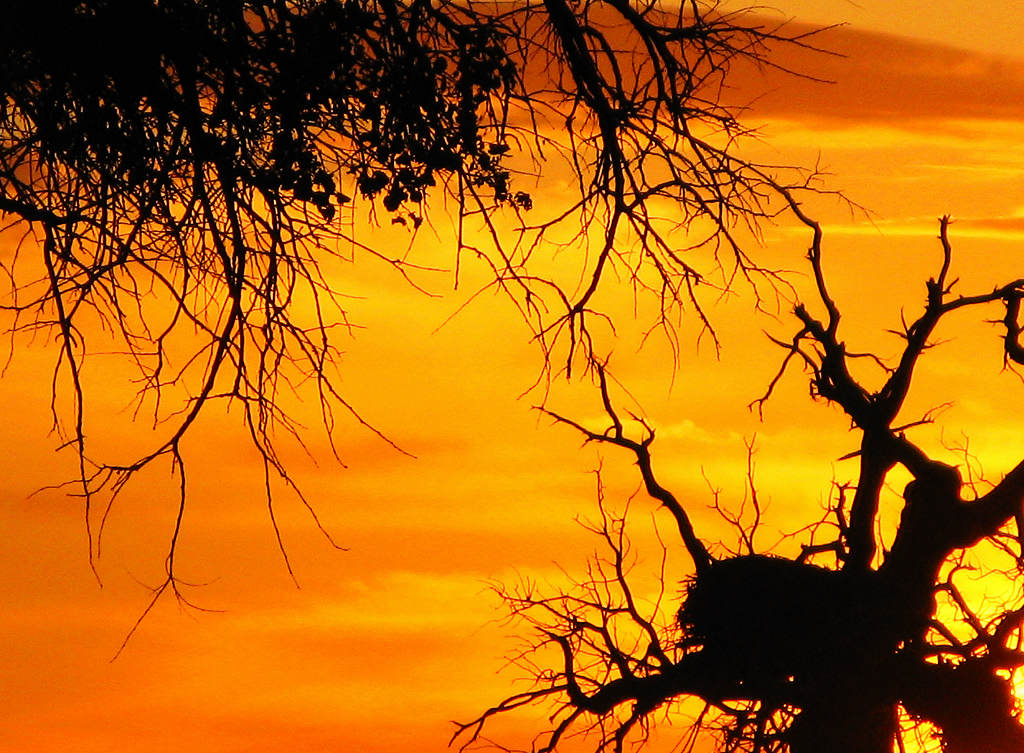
[3,4,1024,752]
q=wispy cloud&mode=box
[732,22,1024,127]
[795,214,1024,241]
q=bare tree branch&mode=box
[466,215,1024,753]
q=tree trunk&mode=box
[788,687,896,753]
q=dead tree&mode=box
[455,214,1024,753]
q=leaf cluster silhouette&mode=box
[0,0,823,591]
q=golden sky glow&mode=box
[3,4,1024,752]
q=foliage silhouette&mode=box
[0,1,825,599]
[454,216,1024,752]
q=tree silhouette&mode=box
[0,0,825,595]
[454,215,1024,753]
[5,3,1024,747]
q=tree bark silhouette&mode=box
[456,215,1024,753]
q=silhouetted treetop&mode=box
[1,0,527,220]
[0,0,828,623]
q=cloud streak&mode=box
[732,22,1024,126]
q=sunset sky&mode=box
[3,3,1024,752]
